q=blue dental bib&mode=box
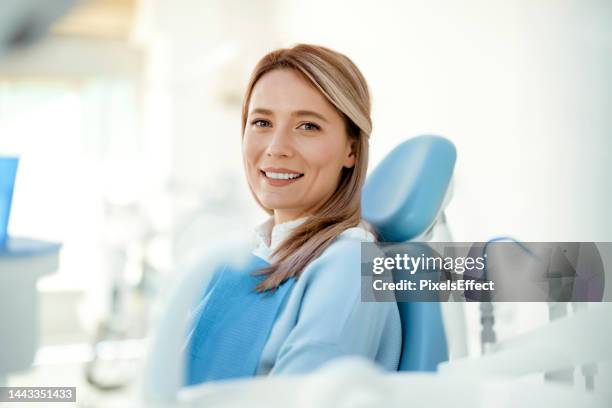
[186,254,295,385]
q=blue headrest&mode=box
[362,135,457,242]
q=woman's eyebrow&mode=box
[293,110,329,123]
[249,108,328,123]
[250,108,274,116]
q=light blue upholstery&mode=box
[362,135,456,242]
[362,135,456,372]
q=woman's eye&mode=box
[252,119,271,128]
[298,122,320,131]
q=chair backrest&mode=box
[362,135,456,371]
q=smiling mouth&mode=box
[260,170,305,180]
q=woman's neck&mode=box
[274,210,309,225]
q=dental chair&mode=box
[142,134,459,402]
[362,135,456,371]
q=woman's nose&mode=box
[265,127,294,158]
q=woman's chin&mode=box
[260,201,299,212]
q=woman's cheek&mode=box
[242,138,259,190]
[302,134,336,162]
[311,143,343,175]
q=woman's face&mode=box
[243,69,355,224]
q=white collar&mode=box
[252,216,376,262]
[254,216,309,251]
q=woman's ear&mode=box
[343,140,356,168]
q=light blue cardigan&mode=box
[189,219,401,376]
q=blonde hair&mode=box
[241,44,373,291]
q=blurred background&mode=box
[1,0,611,406]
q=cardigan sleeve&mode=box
[269,240,402,375]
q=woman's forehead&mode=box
[248,69,339,119]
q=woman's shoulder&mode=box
[336,220,377,243]
[298,221,376,286]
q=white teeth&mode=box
[265,172,302,180]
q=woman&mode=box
[186,44,401,385]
